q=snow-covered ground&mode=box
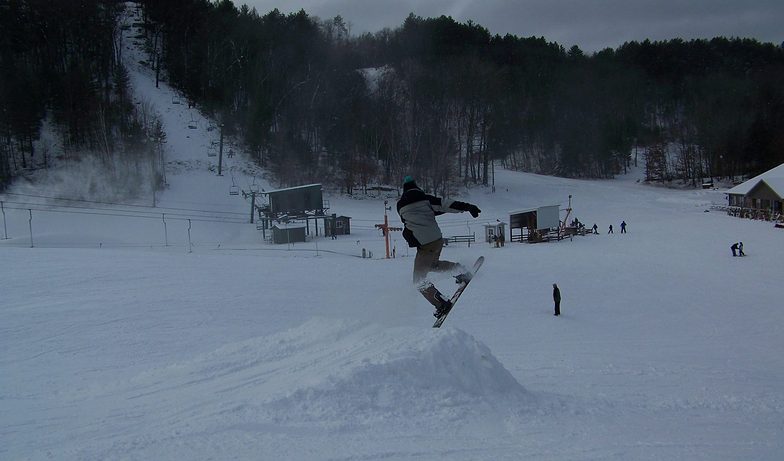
[2,5,783,460]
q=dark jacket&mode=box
[553,286,561,303]
[396,183,475,248]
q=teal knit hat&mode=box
[403,175,415,185]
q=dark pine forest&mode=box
[2,0,783,195]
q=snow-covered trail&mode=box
[3,222,783,460]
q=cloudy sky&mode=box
[242,0,783,52]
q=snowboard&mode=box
[433,256,484,328]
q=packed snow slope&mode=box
[2,5,784,460]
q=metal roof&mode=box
[265,183,322,195]
[726,163,784,196]
[508,204,560,215]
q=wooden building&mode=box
[257,184,332,240]
[726,163,784,220]
[326,214,351,237]
[484,222,506,244]
[266,184,326,215]
[509,205,561,242]
[272,223,307,244]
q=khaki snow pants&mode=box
[413,239,460,307]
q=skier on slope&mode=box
[397,176,481,318]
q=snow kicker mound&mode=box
[110,318,531,429]
[261,318,532,425]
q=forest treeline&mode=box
[2,0,783,194]
[0,0,166,194]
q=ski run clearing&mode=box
[2,5,783,461]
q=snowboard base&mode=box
[433,256,484,328]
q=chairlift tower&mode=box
[375,200,402,259]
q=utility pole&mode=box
[28,209,33,248]
[1,201,8,239]
[243,190,259,224]
[560,194,573,234]
[250,191,256,223]
[217,123,224,176]
[375,200,402,259]
[492,160,496,193]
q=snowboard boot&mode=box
[420,283,451,318]
[434,296,452,318]
[454,272,473,285]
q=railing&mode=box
[443,233,476,246]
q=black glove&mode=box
[450,200,481,218]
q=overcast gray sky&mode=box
[241,0,783,52]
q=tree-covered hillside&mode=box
[2,0,783,193]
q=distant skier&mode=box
[620,220,627,233]
[738,241,745,256]
[592,223,598,234]
[730,242,739,256]
[397,176,481,318]
[608,224,614,234]
[553,283,561,316]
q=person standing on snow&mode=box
[620,220,627,233]
[731,242,739,257]
[738,241,745,256]
[553,283,561,316]
[397,176,481,318]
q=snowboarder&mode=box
[553,283,561,316]
[730,242,739,256]
[739,241,745,256]
[620,220,627,233]
[397,176,481,318]
[608,224,614,234]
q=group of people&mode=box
[604,220,627,234]
[572,219,627,234]
[730,241,746,257]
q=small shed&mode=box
[326,214,351,237]
[272,223,307,244]
[509,205,560,242]
[484,222,506,243]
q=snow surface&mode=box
[2,5,783,460]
